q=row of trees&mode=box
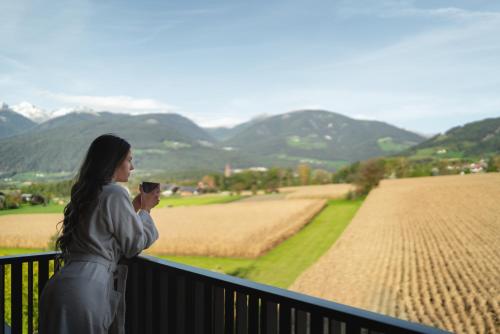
[199,164,334,195]
[0,179,73,210]
[20,179,74,200]
[0,192,21,209]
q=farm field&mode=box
[0,203,65,216]
[0,199,327,257]
[147,199,326,257]
[0,214,62,248]
[0,194,244,249]
[290,173,500,334]
[280,183,354,199]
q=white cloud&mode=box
[193,7,500,132]
[40,91,176,113]
[39,91,247,127]
[277,4,500,132]
[337,1,500,21]
[216,83,500,134]
[322,19,500,75]
[194,116,247,128]
[405,7,500,20]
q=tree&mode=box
[297,163,311,185]
[263,168,280,193]
[332,162,360,183]
[279,168,295,187]
[354,159,385,196]
[495,156,500,171]
[311,169,331,184]
[486,156,500,172]
[201,175,217,189]
[4,191,21,209]
[251,184,258,195]
[387,157,410,178]
[230,182,245,195]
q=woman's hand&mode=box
[132,193,142,212]
[138,185,160,213]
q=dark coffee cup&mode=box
[141,181,160,193]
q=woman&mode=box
[39,134,160,334]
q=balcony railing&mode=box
[0,252,450,334]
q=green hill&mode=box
[0,104,37,139]
[405,117,500,159]
[219,110,424,165]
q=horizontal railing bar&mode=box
[0,251,59,264]
[136,255,449,334]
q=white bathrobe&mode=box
[39,182,159,334]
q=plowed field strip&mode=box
[291,174,500,333]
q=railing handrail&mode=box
[137,254,449,334]
[0,252,451,334]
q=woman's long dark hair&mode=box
[56,134,131,261]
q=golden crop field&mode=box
[0,199,326,258]
[290,173,500,334]
[280,183,354,199]
[0,213,62,248]
[147,199,326,257]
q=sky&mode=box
[1,0,499,134]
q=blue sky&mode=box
[1,0,499,133]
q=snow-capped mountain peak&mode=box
[11,102,51,123]
[8,102,99,123]
[52,105,99,118]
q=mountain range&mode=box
[0,102,497,178]
[6,102,77,124]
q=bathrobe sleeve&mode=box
[103,185,159,258]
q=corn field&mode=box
[291,173,500,333]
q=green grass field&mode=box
[0,247,51,255]
[377,137,413,152]
[411,147,464,160]
[0,203,66,216]
[286,135,328,150]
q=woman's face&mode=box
[113,150,134,182]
